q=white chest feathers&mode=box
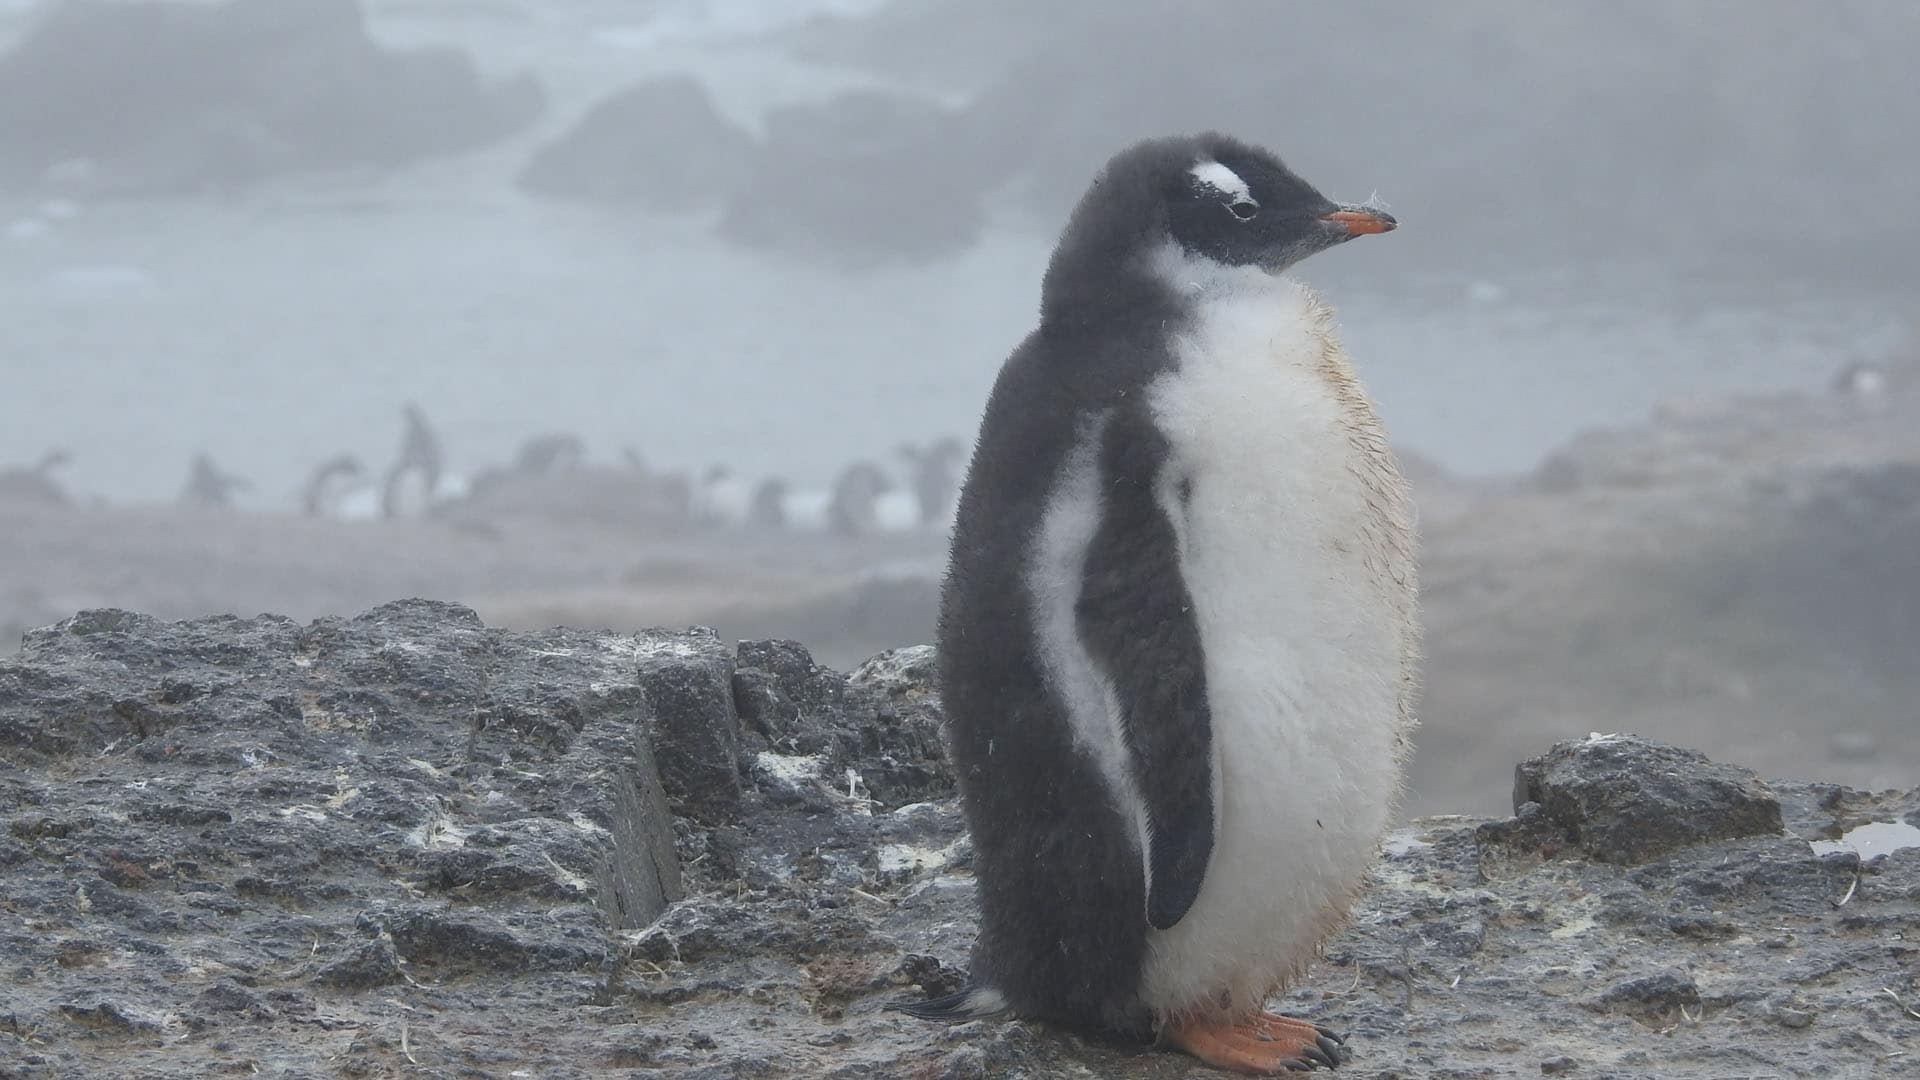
[1138,249,1421,1019]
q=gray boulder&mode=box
[517,75,757,212]
[718,90,988,265]
[1499,733,1784,865]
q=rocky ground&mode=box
[3,601,1917,1079]
[7,371,1919,815]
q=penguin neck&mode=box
[1038,225,1187,336]
[1143,242,1292,306]
[1043,241,1295,332]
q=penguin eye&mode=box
[1228,200,1259,221]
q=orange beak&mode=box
[1319,207,1397,235]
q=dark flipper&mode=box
[1076,409,1216,931]
[885,986,1009,1021]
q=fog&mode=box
[1,0,1915,813]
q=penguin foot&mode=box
[1166,1013,1344,1073]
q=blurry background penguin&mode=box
[380,403,452,519]
[180,454,250,509]
[300,454,365,517]
[897,436,967,529]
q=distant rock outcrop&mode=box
[2,602,1916,1076]
[718,90,989,265]
[0,0,544,196]
[523,80,1001,263]
[516,75,756,212]
[783,0,1920,280]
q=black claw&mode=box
[1315,1034,1345,1064]
[1300,1043,1337,1070]
[1271,1012,1348,1046]
[1277,1057,1315,1072]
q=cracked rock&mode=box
[1509,733,1783,864]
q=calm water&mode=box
[0,0,1908,507]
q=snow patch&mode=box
[568,811,611,836]
[753,752,825,790]
[1549,913,1599,939]
[1381,829,1433,858]
[407,815,472,850]
[542,853,592,895]
[633,635,712,662]
[877,838,966,875]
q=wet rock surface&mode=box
[1504,734,1784,864]
[3,604,1918,1078]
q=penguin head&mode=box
[1043,133,1394,314]
[1166,133,1395,274]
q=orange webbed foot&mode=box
[1166,1012,1345,1074]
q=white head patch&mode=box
[1190,160,1254,204]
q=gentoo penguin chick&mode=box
[902,133,1417,1074]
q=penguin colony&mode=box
[902,133,1419,1074]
